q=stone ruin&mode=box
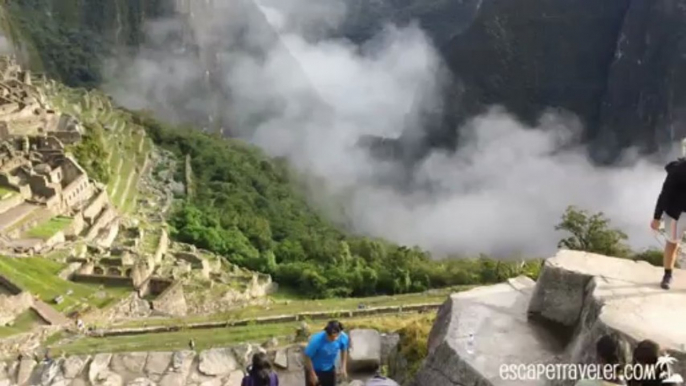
[0,56,82,142]
[415,249,686,386]
[0,55,108,254]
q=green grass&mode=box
[0,257,131,313]
[50,313,433,355]
[25,216,72,240]
[0,309,46,338]
[0,186,15,199]
[114,285,464,329]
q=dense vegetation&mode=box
[132,111,542,298]
[67,122,111,184]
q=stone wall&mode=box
[71,274,133,287]
[151,281,187,317]
[85,206,116,241]
[0,330,400,386]
[82,190,108,224]
[153,229,168,264]
[0,275,23,295]
[138,278,173,298]
[63,212,84,239]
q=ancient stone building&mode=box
[0,55,82,143]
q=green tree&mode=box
[555,206,630,257]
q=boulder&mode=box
[88,353,113,384]
[413,275,563,386]
[143,352,172,379]
[17,358,36,386]
[40,360,62,385]
[222,370,244,386]
[170,350,194,376]
[126,377,156,386]
[157,372,186,386]
[198,348,238,376]
[274,349,288,369]
[110,352,148,382]
[62,356,89,379]
[348,329,382,372]
[94,370,123,386]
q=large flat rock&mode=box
[413,275,564,386]
[529,250,686,384]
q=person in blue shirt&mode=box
[304,320,349,386]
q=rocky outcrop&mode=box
[413,276,562,386]
[415,250,686,386]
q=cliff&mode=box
[414,249,686,386]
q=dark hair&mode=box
[632,340,661,386]
[249,352,273,386]
[597,334,621,365]
[324,320,344,335]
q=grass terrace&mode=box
[0,257,131,313]
[0,186,15,199]
[25,216,72,240]
[0,310,46,338]
[49,313,435,355]
[112,285,464,329]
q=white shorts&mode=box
[663,213,686,243]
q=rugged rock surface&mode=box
[416,250,686,386]
[413,275,562,386]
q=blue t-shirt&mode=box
[304,331,349,371]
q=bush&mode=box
[555,205,631,258]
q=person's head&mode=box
[324,320,344,341]
[597,334,622,365]
[249,352,273,386]
[632,340,661,386]
[633,340,660,365]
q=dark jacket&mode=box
[654,158,686,220]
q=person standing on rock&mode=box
[651,157,686,289]
[304,320,349,386]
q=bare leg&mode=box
[665,241,678,270]
[662,241,678,289]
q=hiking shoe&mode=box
[661,274,672,290]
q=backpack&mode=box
[241,372,278,386]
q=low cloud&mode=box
[104,0,672,258]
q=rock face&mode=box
[413,275,562,386]
[345,0,686,162]
[415,250,686,386]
